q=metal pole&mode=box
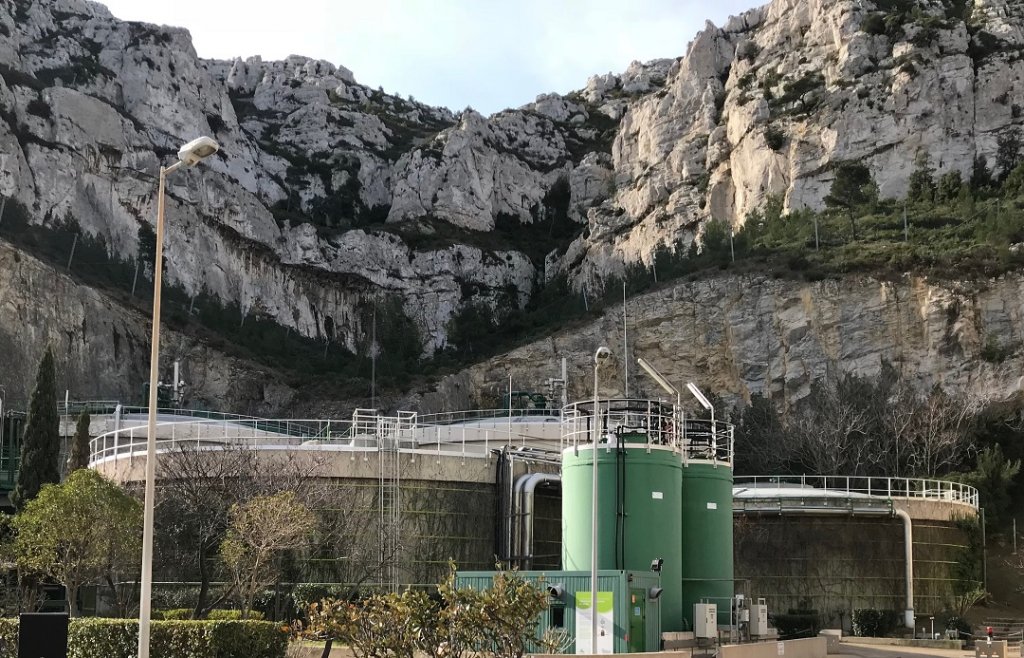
[591,359,600,653]
[982,507,987,594]
[139,162,179,658]
[622,283,630,399]
[66,233,78,271]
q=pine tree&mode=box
[11,347,60,509]
[67,411,91,473]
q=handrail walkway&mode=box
[734,474,979,509]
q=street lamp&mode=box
[590,346,611,653]
[138,135,219,658]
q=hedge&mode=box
[0,618,286,658]
[157,609,265,621]
[852,609,901,637]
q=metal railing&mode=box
[733,475,979,508]
[561,398,734,465]
[86,413,538,467]
[416,408,559,426]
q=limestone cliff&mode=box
[419,272,1024,413]
[1,0,1023,411]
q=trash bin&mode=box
[18,612,68,658]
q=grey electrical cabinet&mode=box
[694,603,717,638]
[749,603,769,636]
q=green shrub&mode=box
[67,618,286,658]
[156,609,264,621]
[764,125,786,151]
[852,609,901,637]
[0,618,16,658]
[208,609,263,621]
[156,609,193,620]
[862,12,887,35]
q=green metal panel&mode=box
[562,444,684,632]
[628,588,646,653]
[680,463,734,630]
[455,570,662,653]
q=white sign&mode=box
[707,502,718,510]
[652,491,663,500]
[575,591,614,654]
[777,641,785,655]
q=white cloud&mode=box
[98,0,759,114]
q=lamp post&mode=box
[591,346,611,653]
[0,385,6,472]
[636,357,681,436]
[686,381,715,438]
[139,136,219,658]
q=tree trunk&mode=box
[848,209,857,241]
[194,542,211,618]
[320,638,334,658]
[66,583,78,618]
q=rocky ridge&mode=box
[1,0,1024,411]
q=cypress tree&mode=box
[11,347,60,509]
[67,411,91,473]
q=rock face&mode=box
[567,0,1024,285]
[420,272,1024,413]
[1,0,1023,412]
[0,242,292,413]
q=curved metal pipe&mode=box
[895,508,914,629]
[521,473,560,569]
[511,472,532,563]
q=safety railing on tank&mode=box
[560,398,734,466]
[86,412,541,467]
[416,408,560,426]
[733,475,979,509]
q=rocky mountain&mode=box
[0,0,1022,411]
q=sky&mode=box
[97,0,759,115]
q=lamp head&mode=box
[594,346,612,364]
[650,557,664,573]
[647,587,664,600]
[547,584,565,600]
[686,382,714,412]
[177,136,220,167]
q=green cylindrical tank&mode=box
[680,463,734,629]
[562,441,685,631]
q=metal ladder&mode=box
[377,414,401,592]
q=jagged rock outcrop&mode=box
[0,0,623,356]
[566,0,1024,286]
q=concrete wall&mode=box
[720,638,827,658]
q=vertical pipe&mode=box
[894,508,914,629]
[561,358,568,409]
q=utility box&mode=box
[694,603,717,639]
[749,604,769,636]
[457,569,662,653]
